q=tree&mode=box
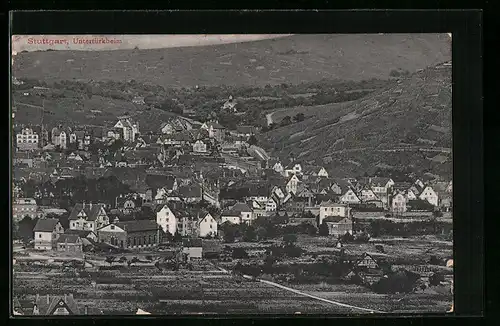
[232,247,249,259]
[429,272,445,286]
[145,255,154,261]
[18,216,38,243]
[119,256,128,264]
[294,113,305,122]
[243,226,257,242]
[247,135,258,146]
[282,234,297,246]
[280,116,292,126]
[105,256,116,266]
[129,257,140,266]
[173,231,182,242]
[319,221,330,236]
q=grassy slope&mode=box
[13,93,178,130]
[13,34,450,88]
[261,64,452,179]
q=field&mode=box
[261,64,452,179]
[13,262,358,315]
[13,34,451,87]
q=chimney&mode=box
[64,294,67,302]
[36,293,39,302]
[83,201,85,209]
[46,294,50,304]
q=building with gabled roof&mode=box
[33,218,64,250]
[32,293,80,315]
[56,234,83,253]
[97,219,159,249]
[68,203,109,232]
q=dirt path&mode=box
[214,265,385,314]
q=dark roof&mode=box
[57,234,81,244]
[34,294,80,315]
[183,238,202,247]
[324,216,351,223]
[68,203,107,221]
[231,202,252,213]
[115,220,158,233]
[64,229,94,238]
[145,174,176,190]
[33,219,60,232]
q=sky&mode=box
[11,34,292,53]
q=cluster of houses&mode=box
[13,113,452,253]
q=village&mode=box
[12,99,453,315]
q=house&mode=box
[31,294,81,315]
[192,140,208,153]
[155,204,178,235]
[68,203,110,233]
[271,185,286,200]
[115,194,143,214]
[51,127,68,149]
[340,188,361,205]
[414,179,425,189]
[303,166,329,179]
[284,163,303,177]
[114,118,140,143]
[33,218,64,250]
[231,202,254,225]
[200,121,225,142]
[16,128,39,150]
[56,234,83,253]
[359,188,378,203]
[356,253,380,270]
[222,95,237,112]
[132,96,145,105]
[64,229,98,243]
[97,220,160,249]
[323,216,353,237]
[198,213,218,238]
[405,189,418,201]
[182,238,203,260]
[13,198,38,221]
[390,192,408,213]
[286,174,301,195]
[221,210,242,224]
[272,162,284,174]
[265,198,278,212]
[419,186,439,207]
[319,201,349,225]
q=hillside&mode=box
[12,34,451,88]
[261,63,452,179]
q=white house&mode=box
[340,188,361,204]
[419,186,439,207]
[319,201,349,225]
[198,213,218,237]
[221,211,241,224]
[317,167,329,178]
[271,186,285,200]
[265,198,278,212]
[284,163,303,177]
[68,203,109,233]
[192,140,208,153]
[414,179,425,189]
[33,219,64,251]
[391,192,407,213]
[286,175,301,195]
[16,128,39,150]
[155,204,178,235]
[114,118,140,143]
[405,189,418,201]
[273,162,284,174]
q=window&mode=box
[39,234,42,238]
[148,235,152,244]
[210,224,213,229]
[110,225,115,230]
[133,238,136,246]
[127,238,131,247]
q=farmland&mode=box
[13,262,356,315]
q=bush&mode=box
[232,247,249,259]
[282,234,297,246]
[319,222,329,236]
[284,245,303,258]
[372,270,420,294]
[429,272,445,286]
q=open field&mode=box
[13,263,358,315]
[13,34,451,87]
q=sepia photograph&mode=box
[11,33,453,316]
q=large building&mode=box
[113,118,140,143]
[68,203,110,233]
[16,128,39,150]
[97,220,160,249]
[13,198,38,221]
[33,218,64,251]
